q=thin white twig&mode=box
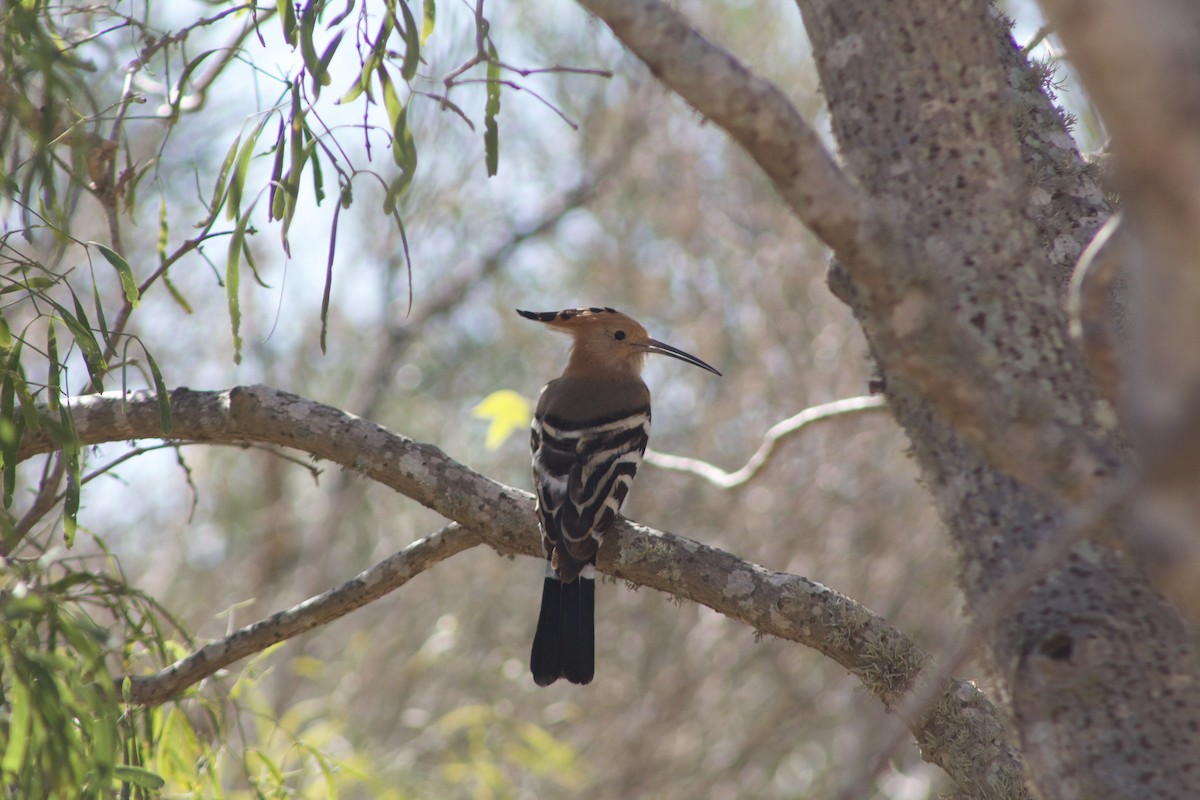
[644,395,888,488]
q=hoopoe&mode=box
[517,307,721,686]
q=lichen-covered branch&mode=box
[19,385,1024,798]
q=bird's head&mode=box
[516,307,721,378]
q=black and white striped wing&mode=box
[532,408,650,579]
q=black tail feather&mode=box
[531,576,563,686]
[531,573,595,686]
[560,577,595,685]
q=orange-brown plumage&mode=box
[517,306,720,686]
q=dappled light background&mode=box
[4,0,1095,797]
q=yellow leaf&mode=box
[472,390,532,450]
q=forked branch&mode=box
[17,385,1023,798]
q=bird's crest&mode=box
[516,307,721,377]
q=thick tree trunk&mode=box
[796,2,1200,797]
[576,0,1200,796]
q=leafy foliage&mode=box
[0,0,610,794]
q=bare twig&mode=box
[5,456,65,555]
[644,395,888,488]
[125,522,481,706]
[1067,213,1124,409]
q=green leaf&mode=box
[71,292,107,389]
[308,128,325,204]
[197,133,241,234]
[59,404,80,548]
[336,15,392,105]
[422,0,436,44]
[88,241,139,306]
[486,43,502,117]
[299,3,327,93]
[226,205,254,364]
[2,678,30,773]
[398,0,421,81]
[169,49,219,119]
[45,297,105,390]
[12,366,40,435]
[315,30,345,89]
[485,116,498,177]
[278,0,298,46]
[162,274,193,314]
[279,80,306,255]
[157,196,169,263]
[227,116,270,221]
[46,321,59,412]
[485,41,501,176]
[91,279,112,353]
[268,115,287,221]
[114,765,166,790]
[472,390,532,449]
[0,356,15,508]
[377,67,419,199]
[142,346,172,435]
[0,276,56,295]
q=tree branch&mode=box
[18,386,1023,798]
[644,395,887,488]
[124,522,481,706]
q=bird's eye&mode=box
[613,330,626,341]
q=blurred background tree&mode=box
[3,0,1179,798]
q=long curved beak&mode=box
[641,338,722,376]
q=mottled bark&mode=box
[1040,0,1200,628]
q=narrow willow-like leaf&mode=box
[142,345,172,434]
[336,15,392,105]
[226,206,252,365]
[0,276,55,295]
[268,115,287,221]
[114,766,166,790]
[162,273,193,314]
[485,42,501,176]
[90,280,111,352]
[316,29,345,88]
[197,133,242,235]
[46,321,59,412]
[1,678,30,772]
[168,49,219,119]
[89,241,139,306]
[46,296,105,390]
[278,0,298,46]
[299,4,326,93]
[377,66,407,168]
[398,0,420,81]
[13,366,40,434]
[227,116,270,221]
[61,403,80,547]
[485,117,498,177]
[422,0,436,44]
[157,197,169,263]
[307,125,326,204]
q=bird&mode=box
[517,306,721,686]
